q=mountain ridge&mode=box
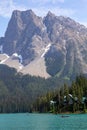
[0,10,87,80]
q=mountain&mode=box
[0,10,87,80]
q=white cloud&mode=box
[33,7,76,17]
[30,0,64,5]
[0,0,75,19]
[0,0,27,18]
[52,0,64,4]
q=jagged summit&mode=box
[12,9,36,17]
[46,11,55,17]
[1,10,87,79]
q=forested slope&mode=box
[0,64,65,113]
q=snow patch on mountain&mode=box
[0,53,9,64]
[12,53,23,64]
[0,59,7,64]
[41,43,51,58]
[13,53,19,57]
[3,53,9,58]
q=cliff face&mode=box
[1,10,87,79]
[3,10,50,65]
[44,12,87,79]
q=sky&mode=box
[0,0,87,37]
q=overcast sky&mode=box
[0,0,87,37]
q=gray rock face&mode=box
[44,13,87,79]
[3,10,50,65]
[1,10,87,79]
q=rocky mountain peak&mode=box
[5,9,37,38]
[12,9,36,18]
[1,10,87,79]
[46,11,55,17]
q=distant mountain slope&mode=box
[0,10,87,80]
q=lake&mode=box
[0,113,87,130]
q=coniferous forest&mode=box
[0,64,87,113]
[0,64,66,113]
[35,76,87,113]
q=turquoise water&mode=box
[0,113,87,130]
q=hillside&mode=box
[0,64,66,112]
